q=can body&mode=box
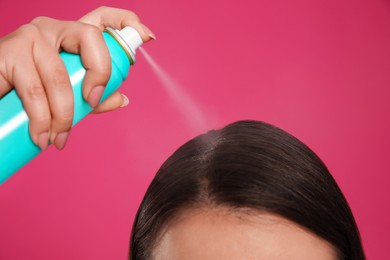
[0,32,131,184]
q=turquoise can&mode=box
[0,27,142,184]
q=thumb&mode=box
[91,91,129,114]
[79,7,156,42]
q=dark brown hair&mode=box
[130,120,365,259]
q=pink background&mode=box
[1,0,389,259]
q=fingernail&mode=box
[120,94,129,108]
[38,132,49,151]
[54,132,69,150]
[141,24,156,40]
[88,86,105,108]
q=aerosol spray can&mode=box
[0,27,143,184]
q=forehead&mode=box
[152,208,338,260]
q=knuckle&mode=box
[83,24,101,37]
[25,83,46,101]
[0,38,11,51]
[17,24,40,39]
[30,16,51,25]
[97,63,111,77]
[96,6,109,12]
[31,111,51,125]
[54,112,73,129]
[59,113,73,126]
[93,66,111,84]
[129,12,140,22]
[0,25,36,51]
[51,67,70,88]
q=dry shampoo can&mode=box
[0,27,143,184]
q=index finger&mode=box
[79,6,156,42]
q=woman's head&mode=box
[130,120,365,259]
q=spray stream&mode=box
[140,48,210,134]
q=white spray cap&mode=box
[105,26,143,65]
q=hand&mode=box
[0,6,155,150]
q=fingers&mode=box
[0,23,75,150]
[79,6,156,42]
[11,40,51,150]
[1,7,148,151]
[43,20,112,108]
[77,25,111,108]
[92,92,129,114]
[4,24,75,150]
[32,31,74,150]
[31,17,112,109]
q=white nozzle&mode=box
[116,27,143,53]
[105,26,143,64]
